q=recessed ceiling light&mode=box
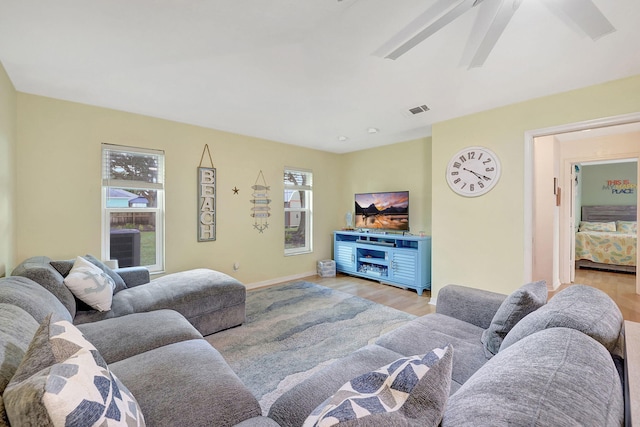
[338,135,349,142]
[367,128,379,134]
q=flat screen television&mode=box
[354,191,409,231]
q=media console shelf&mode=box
[333,230,431,295]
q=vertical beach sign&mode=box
[198,145,216,241]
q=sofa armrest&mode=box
[435,284,506,329]
[114,267,150,288]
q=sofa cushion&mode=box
[0,303,41,426]
[269,344,405,427]
[74,268,246,335]
[304,346,452,427]
[442,328,624,426]
[3,316,145,426]
[500,284,623,353]
[64,256,116,312]
[375,313,487,385]
[110,339,261,427]
[77,310,202,364]
[0,276,72,324]
[480,280,547,356]
[11,256,77,317]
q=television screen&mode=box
[354,191,409,231]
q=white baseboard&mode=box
[245,271,317,290]
[429,297,437,306]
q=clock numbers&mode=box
[478,181,484,189]
[470,184,475,192]
[453,162,461,169]
[486,167,494,172]
[483,159,491,165]
[453,178,461,184]
[468,151,476,159]
[451,171,459,176]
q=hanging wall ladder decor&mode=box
[251,170,271,233]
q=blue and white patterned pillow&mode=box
[4,317,145,426]
[304,345,453,427]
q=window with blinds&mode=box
[284,168,313,255]
[101,144,165,272]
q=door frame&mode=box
[524,111,640,293]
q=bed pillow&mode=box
[63,256,115,312]
[616,221,637,234]
[304,345,453,427]
[578,221,616,232]
[480,280,547,357]
[3,316,145,426]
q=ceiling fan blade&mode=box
[384,0,477,60]
[469,0,521,68]
[541,0,615,41]
[373,0,458,57]
[460,0,502,66]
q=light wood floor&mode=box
[303,273,436,317]
[297,270,640,322]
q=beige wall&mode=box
[0,62,17,277]
[340,138,432,234]
[15,93,343,286]
[432,75,640,297]
[532,135,560,288]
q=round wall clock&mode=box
[445,146,501,197]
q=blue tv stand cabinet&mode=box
[333,230,431,295]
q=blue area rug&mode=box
[205,281,416,413]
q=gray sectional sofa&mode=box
[269,282,628,426]
[0,257,279,426]
[0,254,630,426]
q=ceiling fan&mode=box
[375,0,616,68]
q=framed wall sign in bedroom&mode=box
[198,144,216,241]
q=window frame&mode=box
[101,143,165,272]
[284,167,313,256]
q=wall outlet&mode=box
[233,262,240,271]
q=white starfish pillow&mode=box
[63,256,116,311]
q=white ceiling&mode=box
[1,0,639,153]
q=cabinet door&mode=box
[390,250,418,285]
[335,243,356,273]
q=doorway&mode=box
[526,113,640,294]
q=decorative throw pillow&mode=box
[480,280,547,357]
[616,220,637,234]
[3,316,145,426]
[304,345,453,427]
[578,221,616,232]
[52,256,127,294]
[63,256,116,312]
[84,254,127,293]
[50,259,75,277]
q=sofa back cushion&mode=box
[11,256,77,317]
[499,284,623,353]
[442,327,624,426]
[0,276,72,324]
[0,303,40,427]
[480,280,547,356]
